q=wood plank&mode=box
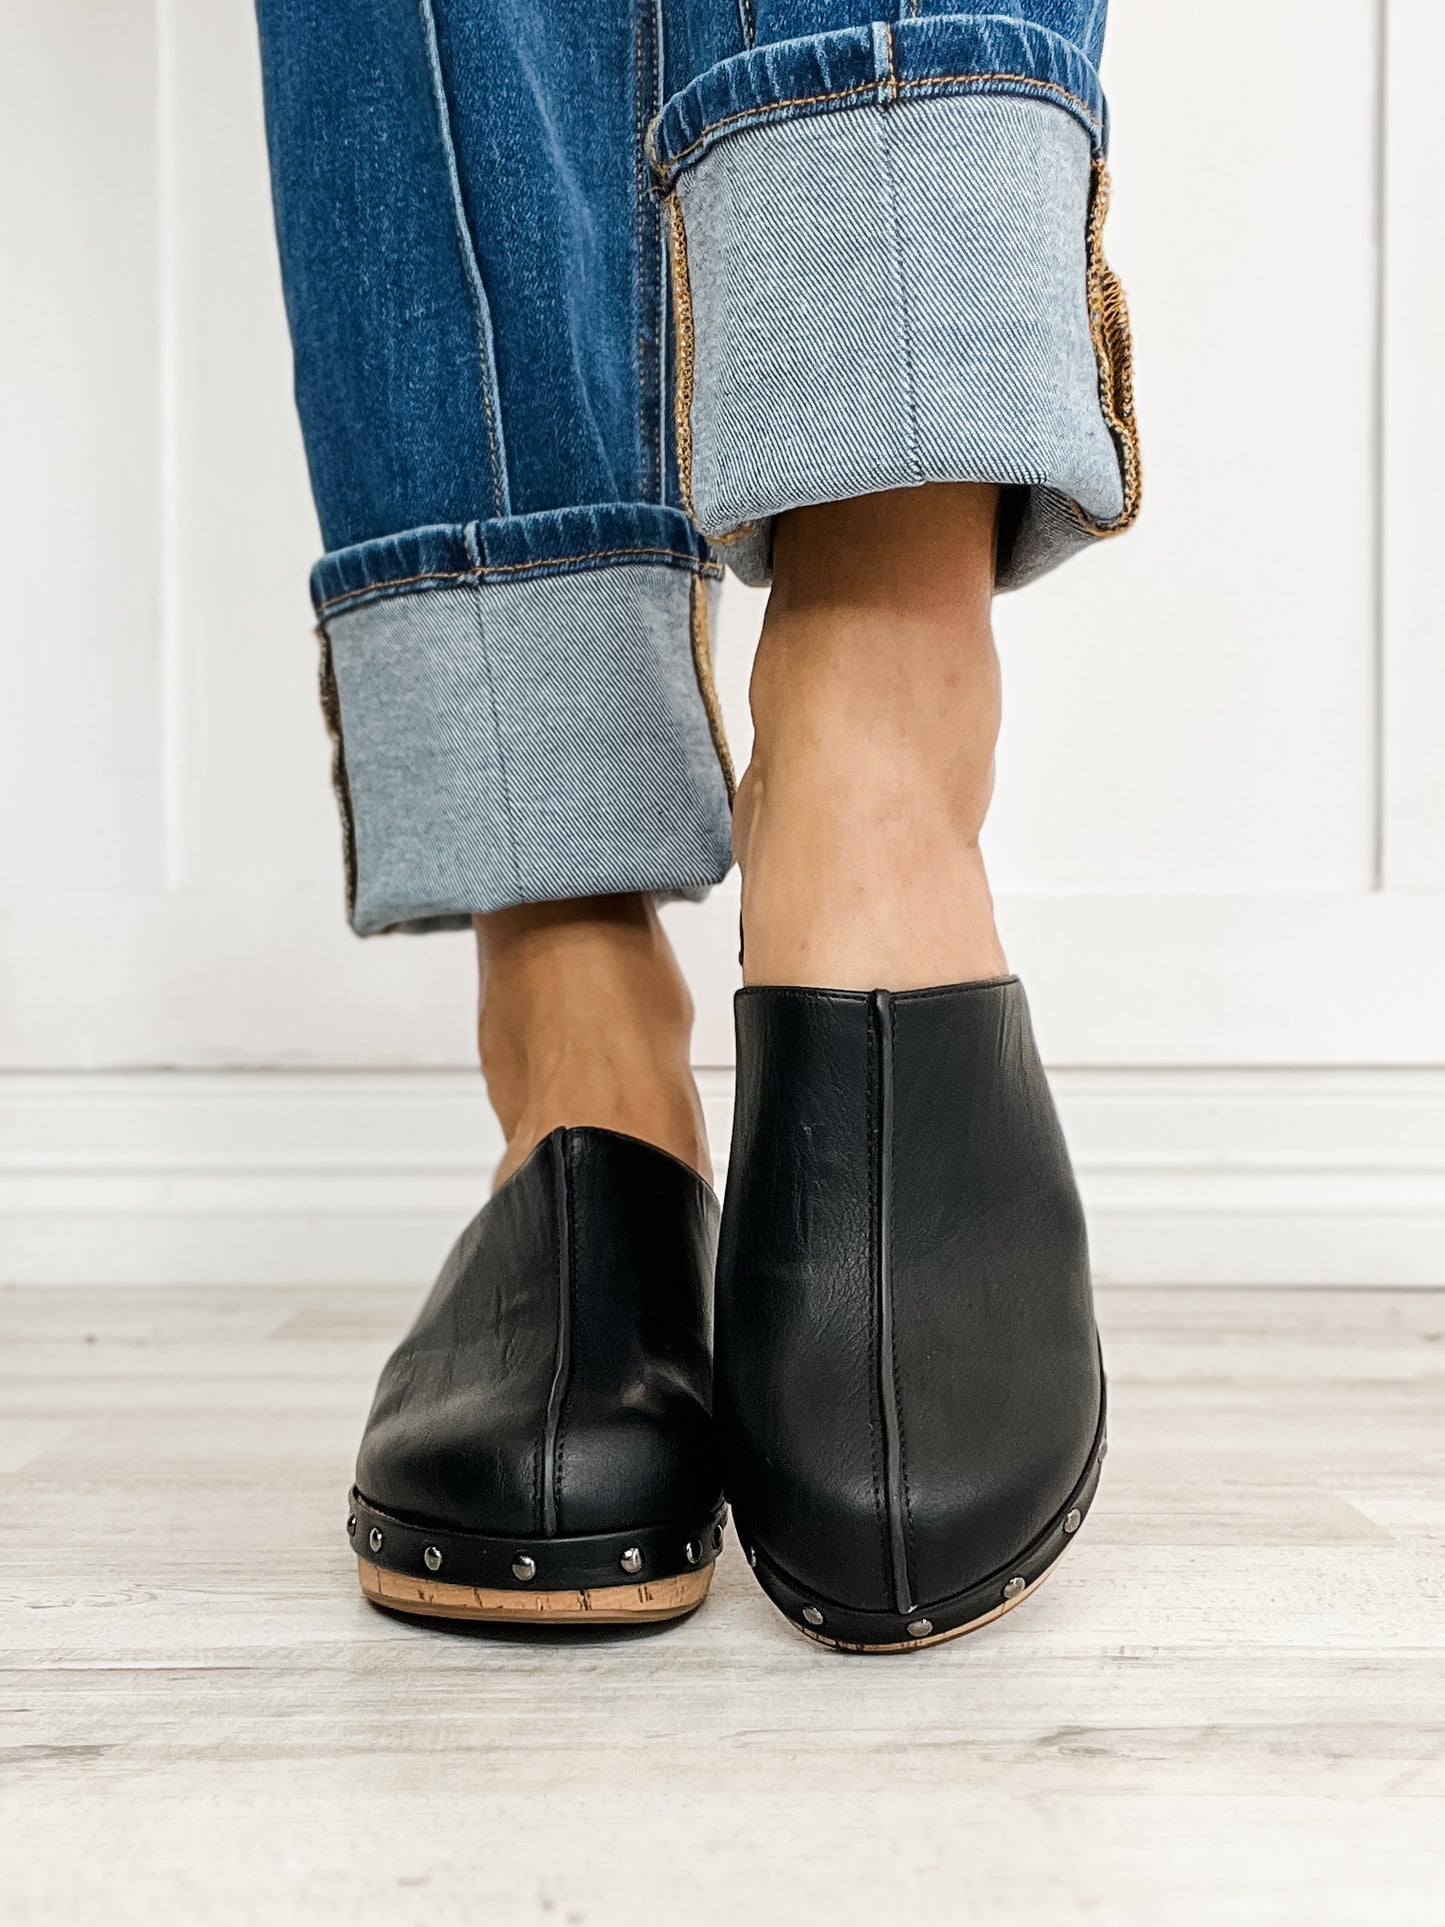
[0,1284,1441,1924]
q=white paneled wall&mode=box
[2,1,1443,1282]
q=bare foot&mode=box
[735,483,1010,991]
[475,894,712,1189]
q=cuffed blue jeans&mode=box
[255,1,1139,934]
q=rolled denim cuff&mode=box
[311,505,734,935]
[649,16,1140,589]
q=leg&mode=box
[477,894,710,1188]
[668,7,1132,1649]
[255,0,736,1625]
[735,483,1008,991]
[254,0,735,1175]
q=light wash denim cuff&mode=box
[311,505,734,935]
[649,17,1140,589]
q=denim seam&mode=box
[874,20,899,107]
[664,193,699,521]
[874,98,926,486]
[652,0,671,504]
[314,626,359,926]
[635,0,664,502]
[735,0,755,51]
[315,545,722,616]
[418,0,511,519]
[665,191,760,551]
[688,576,735,803]
[650,73,1103,184]
[1071,158,1142,538]
[467,584,526,899]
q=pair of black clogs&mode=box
[348,976,1105,1651]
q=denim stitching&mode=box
[689,576,735,802]
[903,70,1098,128]
[314,625,359,923]
[1071,157,1142,537]
[664,194,698,520]
[316,545,721,614]
[651,73,1103,182]
[467,584,526,898]
[875,21,899,107]
[704,520,761,547]
[874,107,925,484]
[652,0,672,504]
[634,0,663,501]
[651,81,874,176]
[418,0,511,518]
[634,0,648,486]
[736,0,755,50]
[666,189,760,550]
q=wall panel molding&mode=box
[2,1067,1443,1288]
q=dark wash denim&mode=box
[255,2,1136,933]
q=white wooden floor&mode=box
[3,1284,1443,1926]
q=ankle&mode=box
[736,764,1009,989]
[474,895,711,1187]
[736,484,1009,991]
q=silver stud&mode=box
[907,1618,934,1639]
[801,1606,825,1628]
[746,1546,757,1569]
[346,1513,356,1537]
[368,1527,383,1554]
[1002,1575,1027,1602]
[1063,1508,1082,1535]
[1099,1436,1108,1461]
[619,1547,644,1575]
[712,1523,724,1551]
[423,1545,443,1573]
[511,1554,536,1583]
[684,1540,701,1566]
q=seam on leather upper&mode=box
[885,992,918,1606]
[541,1130,573,1538]
[864,1003,889,1590]
[739,1385,1108,1620]
[872,989,915,1616]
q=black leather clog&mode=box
[349,1126,726,1626]
[716,976,1105,1651]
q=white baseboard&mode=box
[2,1067,1443,1286]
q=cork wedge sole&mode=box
[358,1557,714,1625]
[797,1561,1056,1654]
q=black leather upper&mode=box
[355,1126,721,1542]
[716,977,1102,1626]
